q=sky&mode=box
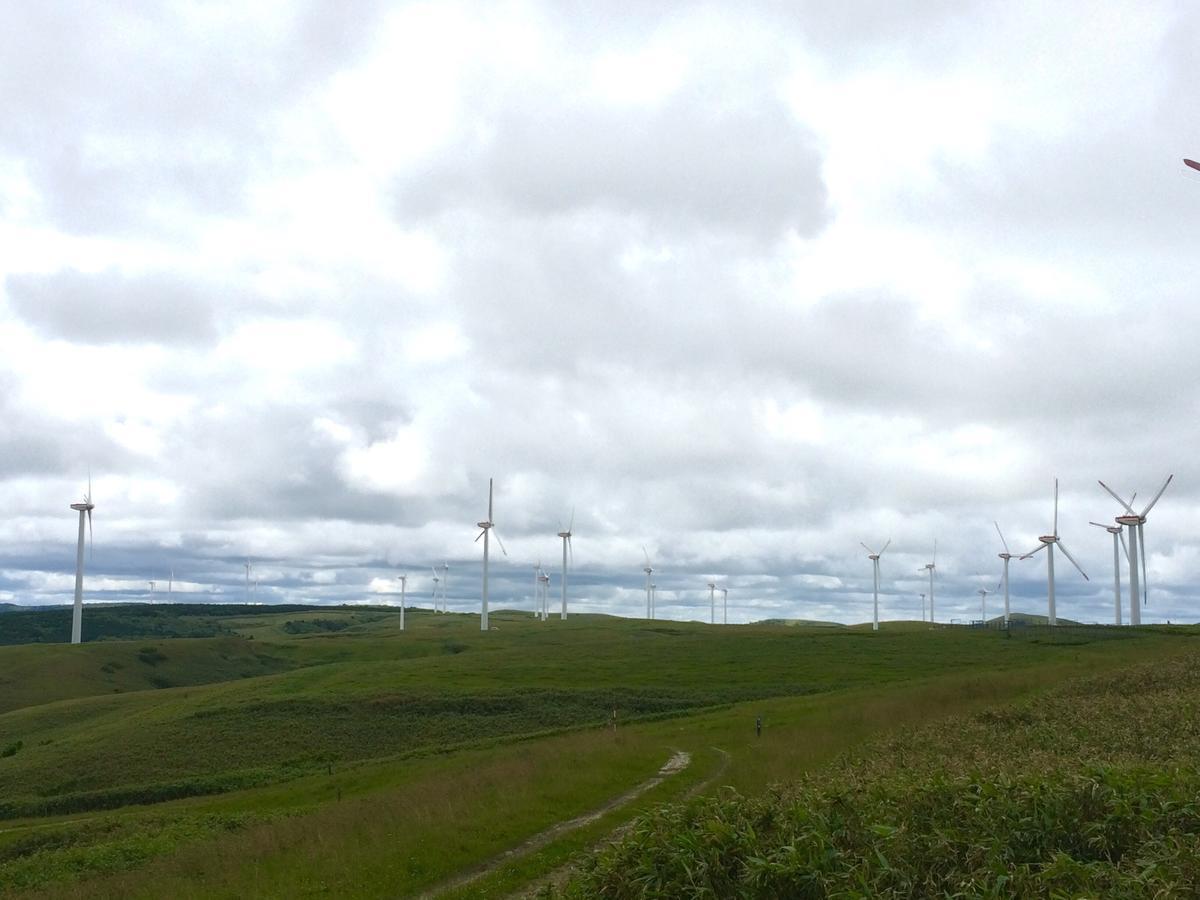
[1,1,1197,627]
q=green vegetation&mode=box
[561,653,1200,897]
[0,605,1195,897]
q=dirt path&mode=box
[509,746,732,899]
[418,751,691,899]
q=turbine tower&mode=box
[441,562,449,613]
[149,580,156,597]
[430,568,440,610]
[168,568,173,595]
[919,592,926,622]
[557,510,574,620]
[642,548,653,620]
[707,582,716,624]
[650,582,656,618]
[475,477,506,631]
[532,563,542,618]
[244,561,252,604]
[69,480,94,644]
[860,539,891,631]
[1098,474,1172,626]
[397,573,407,630]
[1020,478,1088,625]
[720,586,728,625]
[994,522,1016,627]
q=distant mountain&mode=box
[0,603,19,613]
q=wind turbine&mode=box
[69,480,95,644]
[244,561,252,603]
[994,523,1017,627]
[1097,474,1172,626]
[149,580,156,598]
[720,586,728,625]
[557,511,574,620]
[475,477,506,631]
[920,541,937,624]
[707,582,716,624]
[441,562,449,613]
[1020,479,1088,625]
[1089,521,1127,626]
[532,563,542,618]
[860,539,891,631]
[642,548,653,620]
[539,568,551,620]
[168,568,173,595]
[977,587,993,623]
[430,567,441,611]
[397,573,407,630]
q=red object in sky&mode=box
[1185,159,1200,172]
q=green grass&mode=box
[560,651,1200,897]
[0,606,1195,897]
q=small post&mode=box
[756,716,762,738]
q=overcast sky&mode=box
[1,1,1196,627]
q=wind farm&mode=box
[2,3,1198,896]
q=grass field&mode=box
[0,604,1195,897]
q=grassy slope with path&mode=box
[0,606,1194,897]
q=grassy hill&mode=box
[0,605,1195,897]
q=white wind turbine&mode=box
[977,587,993,623]
[397,573,407,630]
[707,581,716,624]
[149,580,156,598]
[719,586,728,625]
[430,567,440,611]
[994,523,1017,627]
[244,561,252,603]
[919,541,937,624]
[1097,474,1172,626]
[642,548,654,620]
[440,562,449,613]
[557,511,574,620]
[1089,521,1128,626]
[532,562,542,619]
[69,479,95,644]
[860,539,891,631]
[168,568,173,595]
[475,477,506,631]
[539,568,551,620]
[1020,479,1088,625]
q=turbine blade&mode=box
[1020,544,1047,560]
[1140,474,1173,517]
[880,538,891,555]
[1119,529,1130,564]
[1053,478,1059,536]
[643,545,650,566]
[488,477,493,520]
[932,539,937,565]
[1098,480,1136,515]
[994,522,1010,554]
[494,530,508,557]
[1056,541,1089,581]
[474,529,485,543]
[1088,521,1109,529]
[87,508,93,559]
[567,534,574,564]
[568,506,575,532]
[859,542,874,555]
